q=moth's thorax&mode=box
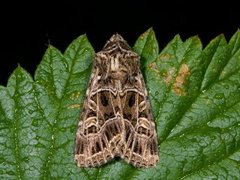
[95,35,139,84]
[109,54,127,79]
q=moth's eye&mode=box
[100,93,108,106]
[128,94,135,107]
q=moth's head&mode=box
[103,33,131,51]
[109,33,124,42]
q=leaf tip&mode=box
[212,34,227,45]
[173,34,182,42]
[6,65,33,95]
[75,33,88,42]
[138,27,156,40]
[190,34,201,41]
[148,26,155,33]
[15,64,25,73]
[235,28,240,34]
[185,35,202,49]
[12,65,32,79]
[230,28,240,41]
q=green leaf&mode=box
[133,27,159,68]
[1,29,240,179]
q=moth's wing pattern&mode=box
[120,74,159,167]
[74,60,128,167]
[74,73,121,167]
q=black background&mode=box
[0,1,239,86]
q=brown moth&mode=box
[74,34,159,167]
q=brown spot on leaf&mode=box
[164,67,175,85]
[173,64,190,96]
[159,53,171,61]
[148,62,157,69]
[148,62,161,76]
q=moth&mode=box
[74,34,159,167]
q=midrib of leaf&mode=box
[2,67,40,179]
[39,48,75,178]
[35,47,62,178]
[10,78,24,180]
[39,101,58,178]
[0,86,23,179]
